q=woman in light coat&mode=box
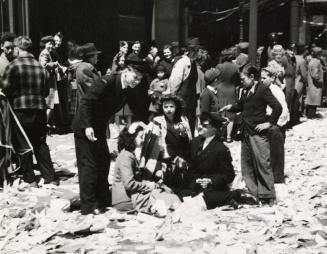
[112,122,180,212]
[306,47,323,119]
[39,36,59,130]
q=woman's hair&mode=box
[54,32,63,39]
[120,41,128,48]
[114,52,125,67]
[158,95,185,121]
[133,41,141,47]
[163,44,172,52]
[1,32,15,44]
[118,125,144,152]
[242,64,260,80]
[67,41,83,60]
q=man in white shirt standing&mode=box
[261,67,289,183]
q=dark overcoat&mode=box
[187,135,235,193]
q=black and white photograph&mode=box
[0,0,327,253]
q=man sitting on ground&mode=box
[180,112,245,209]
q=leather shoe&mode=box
[82,208,102,215]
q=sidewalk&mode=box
[1,109,327,253]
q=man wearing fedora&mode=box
[75,43,102,96]
[72,58,147,215]
[200,68,221,114]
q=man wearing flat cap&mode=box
[72,58,147,215]
[234,42,249,71]
[200,68,221,114]
[180,112,243,209]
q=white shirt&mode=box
[267,83,289,127]
[207,85,217,94]
[202,136,215,150]
[120,72,128,89]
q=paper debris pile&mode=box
[1,111,327,253]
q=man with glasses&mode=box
[220,64,282,206]
[0,32,16,78]
[71,59,147,215]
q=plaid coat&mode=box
[0,52,49,110]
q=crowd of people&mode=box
[0,30,326,215]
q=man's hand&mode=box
[85,127,97,142]
[255,122,272,132]
[219,104,232,112]
[146,181,159,190]
[196,178,212,189]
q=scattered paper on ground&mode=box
[1,109,327,253]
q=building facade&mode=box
[0,0,326,69]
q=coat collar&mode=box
[194,134,220,156]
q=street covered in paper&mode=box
[0,109,326,254]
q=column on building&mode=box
[154,0,181,48]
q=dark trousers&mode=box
[74,133,111,214]
[57,78,70,127]
[14,109,55,183]
[241,134,276,199]
[178,188,236,210]
[183,107,196,136]
[306,105,317,119]
[202,189,236,209]
[268,126,285,183]
[287,89,301,126]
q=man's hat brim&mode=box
[84,50,102,56]
[125,59,149,74]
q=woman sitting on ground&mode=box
[144,95,192,193]
[111,122,180,213]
